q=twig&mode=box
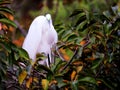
[56,45,65,61]
[60,48,78,73]
[14,20,27,36]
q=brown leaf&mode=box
[76,66,83,73]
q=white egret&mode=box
[22,14,58,67]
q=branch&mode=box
[14,20,27,36]
[56,45,65,61]
[60,48,78,72]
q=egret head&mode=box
[45,14,52,23]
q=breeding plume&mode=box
[22,14,58,66]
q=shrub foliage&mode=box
[0,0,120,90]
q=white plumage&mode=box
[22,14,58,66]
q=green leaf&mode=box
[81,20,96,30]
[0,58,7,74]
[91,58,102,70]
[58,29,65,39]
[91,53,104,69]
[66,33,78,42]
[0,1,11,5]
[0,7,14,15]
[94,14,110,23]
[76,20,87,31]
[37,64,53,75]
[14,52,19,60]
[18,48,29,60]
[70,9,85,17]
[97,79,114,89]
[0,42,11,53]
[108,53,113,63]
[63,33,76,42]
[78,77,98,85]
[77,47,83,57]
[71,81,79,90]
[75,15,86,27]
[0,18,17,28]
[51,59,63,73]
[55,75,67,88]
[62,30,72,40]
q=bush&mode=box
[0,0,120,90]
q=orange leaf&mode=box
[73,61,83,66]
[13,36,24,47]
[50,80,57,84]
[59,48,70,61]
[63,54,70,61]
[0,23,2,30]
[80,39,90,47]
[26,77,38,88]
[97,80,101,84]
[26,77,33,88]
[85,57,96,61]
[63,80,69,83]
[71,70,77,80]
[80,40,87,46]
[65,87,69,90]
[2,24,8,30]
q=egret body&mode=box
[22,14,58,66]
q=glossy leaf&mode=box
[70,9,85,17]
[0,42,11,53]
[66,33,78,42]
[75,15,86,26]
[91,54,104,69]
[78,77,98,85]
[18,48,29,60]
[55,75,67,88]
[71,80,79,90]
[36,64,53,75]
[0,7,14,15]
[0,1,11,5]
[0,18,17,28]
[81,20,96,30]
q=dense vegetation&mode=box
[0,0,120,90]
